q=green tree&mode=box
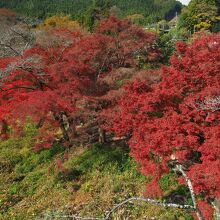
[178,0,220,34]
[83,0,111,31]
[0,0,182,26]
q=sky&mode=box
[179,0,190,5]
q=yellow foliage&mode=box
[195,21,211,31]
[38,15,80,30]
[127,14,144,21]
[194,13,220,31]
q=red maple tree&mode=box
[0,17,160,150]
[103,33,220,219]
[0,14,219,219]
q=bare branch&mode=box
[196,96,220,112]
[10,28,30,41]
[211,201,220,219]
[104,197,194,220]
[44,212,103,220]
[44,163,208,220]
[0,43,22,56]
[44,196,194,220]
[175,165,204,220]
[1,86,37,92]
[0,16,35,57]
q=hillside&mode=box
[0,1,220,219]
[0,0,182,23]
[0,134,193,219]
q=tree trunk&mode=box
[98,127,106,143]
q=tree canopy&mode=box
[0,11,220,220]
[0,0,182,25]
[103,33,220,219]
[178,0,220,34]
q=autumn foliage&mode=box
[0,17,159,149]
[104,33,220,218]
[0,15,219,218]
[38,15,80,30]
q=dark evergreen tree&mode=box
[0,0,182,25]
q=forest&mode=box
[0,0,220,219]
[0,0,182,24]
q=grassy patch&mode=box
[0,138,193,219]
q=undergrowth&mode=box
[0,130,193,219]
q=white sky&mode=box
[179,0,190,5]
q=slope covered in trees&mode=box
[0,0,182,24]
[0,11,220,220]
[0,16,161,150]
